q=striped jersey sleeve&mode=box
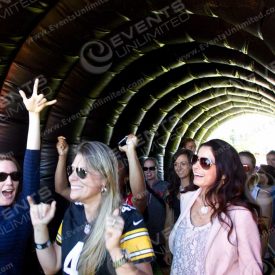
[120,204,155,263]
[56,221,63,245]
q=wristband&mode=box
[112,249,130,269]
[35,240,52,250]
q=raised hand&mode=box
[118,134,138,153]
[56,136,69,156]
[105,208,125,252]
[27,196,56,227]
[19,78,56,113]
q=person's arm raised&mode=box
[19,78,56,199]
[19,78,56,150]
[119,134,147,213]
[27,196,62,274]
[55,136,71,200]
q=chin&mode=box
[70,193,78,201]
[0,197,15,206]
[193,180,202,187]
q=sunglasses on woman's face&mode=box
[0,171,21,182]
[67,166,88,179]
[143,166,156,171]
[191,155,215,170]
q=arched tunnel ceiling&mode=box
[0,0,275,184]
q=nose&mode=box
[192,160,199,170]
[4,175,14,185]
[69,168,78,181]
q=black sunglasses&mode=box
[0,171,21,182]
[143,166,156,171]
[191,155,215,170]
[67,166,88,179]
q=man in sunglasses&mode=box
[0,78,56,274]
[142,157,169,273]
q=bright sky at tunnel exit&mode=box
[207,114,275,166]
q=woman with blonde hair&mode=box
[28,141,154,274]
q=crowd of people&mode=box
[1,78,274,275]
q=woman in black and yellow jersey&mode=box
[27,141,154,275]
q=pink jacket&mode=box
[169,189,263,275]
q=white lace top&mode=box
[171,210,212,275]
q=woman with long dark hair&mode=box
[169,139,262,274]
[166,149,198,221]
[164,149,198,267]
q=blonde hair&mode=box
[76,141,121,274]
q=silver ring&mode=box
[111,219,116,226]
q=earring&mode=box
[101,186,107,193]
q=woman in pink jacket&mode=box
[169,139,263,275]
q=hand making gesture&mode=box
[27,196,56,227]
[19,78,56,113]
[105,208,125,252]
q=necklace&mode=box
[198,193,209,215]
[200,206,209,215]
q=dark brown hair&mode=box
[0,154,21,172]
[201,139,259,241]
[167,149,197,208]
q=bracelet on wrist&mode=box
[112,249,130,269]
[35,240,52,250]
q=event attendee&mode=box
[258,165,275,190]
[266,150,275,168]
[169,139,263,275]
[166,149,197,221]
[0,78,56,274]
[117,134,147,213]
[164,149,197,267]
[143,157,168,271]
[28,141,154,274]
[239,151,272,241]
[257,164,275,252]
[257,165,275,223]
[180,137,197,153]
[55,134,147,213]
